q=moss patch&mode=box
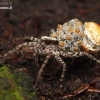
[0,66,26,100]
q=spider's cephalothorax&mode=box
[0,18,100,88]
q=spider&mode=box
[0,18,100,88]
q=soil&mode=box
[0,0,100,100]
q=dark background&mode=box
[0,0,100,100]
[0,0,100,42]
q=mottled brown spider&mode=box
[0,18,100,88]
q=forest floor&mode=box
[0,0,100,100]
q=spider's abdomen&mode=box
[82,22,100,52]
[50,18,85,52]
[50,18,100,53]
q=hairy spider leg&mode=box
[0,42,41,64]
[60,51,100,64]
[0,36,41,50]
[13,36,41,43]
[55,55,66,88]
[83,52,100,63]
[34,54,51,88]
[58,51,100,88]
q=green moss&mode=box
[0,66,26,100]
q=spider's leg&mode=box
[0,42,38,64]
[3,42,39,57]
[83,52,100,64]
[34,54,51,88]
[3,44,26,58]
[0,36,41,50]
[55,55,66,88]
[13,36,41,43]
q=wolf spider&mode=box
[0,18,100,88]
